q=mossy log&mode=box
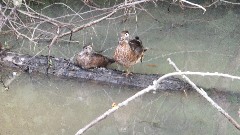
[0,51,192,91]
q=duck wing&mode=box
[91,53,115,65]
[129,36,144,54]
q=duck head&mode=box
[120,30,129,41]
[78,44,93,56]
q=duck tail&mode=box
[134,36,143,45]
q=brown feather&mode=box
[114,31,147,68]
[76,45,114,69]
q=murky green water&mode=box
[0,72,239,134]
[1,1,240,134]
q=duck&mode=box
[114,30,147,76]
[76,45,115,69]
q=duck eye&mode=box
[125,33,129,37]
[86,46,92,51]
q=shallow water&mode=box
[1,1,240,135]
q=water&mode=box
[0,72,239,134]
[0,71,238,134]
[1,1,240,134]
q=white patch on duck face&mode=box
[20,58,25,61]
[85,46,92,53]
[125,33,129,38]
[78,46,92,56]
[120,32,130,41]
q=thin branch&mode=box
[167,58,240,130]
[221,0,240,5]
[17,9,70,27]
[75,84,156,135]
[48,35,58,56]
[58,9,117,38]
[137,4,160,23]
[180,0,206,13]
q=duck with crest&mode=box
[114,30,147,76]
[76,45,115,69]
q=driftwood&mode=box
[0,51,192,91]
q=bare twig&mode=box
[167,58,240,130]
[1,0,208,45]
[180,0,206,13]
[58,9,117,38]
[3,0,239,46]
[221,0,240,5]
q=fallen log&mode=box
[0,51,192,91]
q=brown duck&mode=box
[76,45,115,69]
[114,31,147,76]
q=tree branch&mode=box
[167,58,240,130]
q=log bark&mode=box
[0,51,192,91]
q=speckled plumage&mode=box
[114,31,147,75]
[76,45,114,69]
